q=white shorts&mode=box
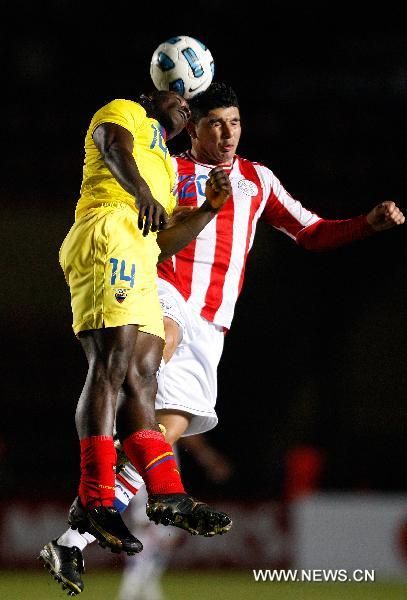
[156,279,225,436]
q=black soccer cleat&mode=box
[38,539,84,596]
[68,496,143,555]
[146,493,232,537]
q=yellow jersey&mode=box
[75,99,176,220]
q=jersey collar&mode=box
[184,150,235,173]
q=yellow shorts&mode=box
[59,202,164,339]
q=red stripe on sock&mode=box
[116,473,139,496]
[79,436,116,508]
[122,430,185,495]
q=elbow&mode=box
[102,145,117,162]
[296,221,328,252]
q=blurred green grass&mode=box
[1,570,406,599]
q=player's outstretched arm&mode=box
[157,167,231,262]
[93,122,168,236]
[296,200,404,251]
[366,201,405,231]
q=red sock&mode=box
[122,430,185,495]
[79,436,116,508]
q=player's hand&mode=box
[136,192,169,236]
[205,167,232,210]
[366,201,405,231]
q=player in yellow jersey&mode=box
[59,90,232,558]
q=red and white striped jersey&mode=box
[158,151,321,329]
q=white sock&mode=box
[57,528,96,551]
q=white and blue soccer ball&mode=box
[150,35,214,99]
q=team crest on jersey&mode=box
[238,179,258,197]
[114,288,128,303]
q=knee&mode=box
[90,352,130,389]
[157,411,191,444]
[128,354,159,381]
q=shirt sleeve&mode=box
[258,165,374,249]
[296,215,375,250]
[259,168,320,238]
[90,99,146,137]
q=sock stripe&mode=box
[113,497,128,513]
[145,451,174,470]
[116,473,139,495]
[122,433,185,495]
[145,455,176,472]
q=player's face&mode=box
[153,92,191,140]
[189,107,241,164]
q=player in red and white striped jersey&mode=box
[160,98,403,330]
[152,82,404,442]
[42,83,404,595]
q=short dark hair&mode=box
[189,82,239,122]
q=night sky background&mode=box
[1,2,406,504]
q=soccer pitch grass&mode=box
[1,570,406,600]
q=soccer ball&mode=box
[150,36,214,99]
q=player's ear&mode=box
[186,121,197,139]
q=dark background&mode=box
[1,2,406,503]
